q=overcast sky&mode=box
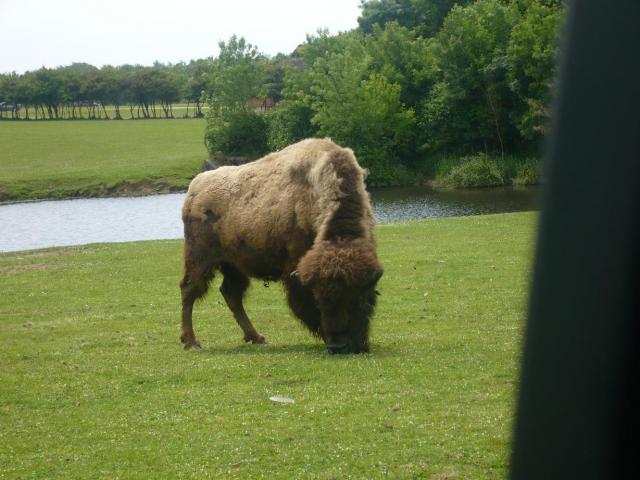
[0,0,362,74]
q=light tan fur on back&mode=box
[182,138,375,275]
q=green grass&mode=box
[0,213,536,478]
[0,119,206,201]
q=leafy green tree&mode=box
[281,30,356,105]
[154,69,181,118]
[205,110,268,157]
[185,59,213,117]
[358,0,472,37]
[207,35,265,112]
[0,74,20,119]
[205,36,270,159]
[364,22,434,107]
[265,101,316,151]
[507,0,562,141]
[300,36,416,183]
[100,66,128,120]
[31,68,64,119]
[421,0,519,157]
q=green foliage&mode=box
[203,36,271,158]
[358,0,472,37]
[265,101,316,151]
[437,154,506,188]
[204,110,268,158]
[421,0,520,155]
[513,157,540,185]
[207,35,265,113]
[432,153,541,188]
[365,22,435,107]
[0,212,536,478]
[507,0,562,140]
[282,31,418,185]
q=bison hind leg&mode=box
[180,219,220,350]
[180,266,215,351]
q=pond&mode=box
[0,186,539,253]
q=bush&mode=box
[265,102,316,151]
[513,158,540,185]
[204,110,268,157]
[437,155,505,189]
[358,150,414,187]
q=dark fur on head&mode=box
[297,239,383,353]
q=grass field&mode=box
[0,213,535,479]
[0,119,206,201]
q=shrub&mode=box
[513,158,540,185]
[438,154,505,189]
[357,150,413,187]
[265,102,316,151]
[204,110,268,158]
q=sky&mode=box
[0,0,363,74]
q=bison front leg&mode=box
[219,263,267,344]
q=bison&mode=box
[179,138,383,354]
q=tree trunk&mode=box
[483,85,505,160]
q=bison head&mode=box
[297,239,383,354]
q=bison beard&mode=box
[179,138,383,354]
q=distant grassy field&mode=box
[0,213,535,478]
[0,119,206,201]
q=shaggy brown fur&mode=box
[179,138,383,353]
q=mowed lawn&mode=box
[0,119,206,201]
[0,213,536,479]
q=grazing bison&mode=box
[179,138,383,354]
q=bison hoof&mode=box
[245,334,268,344]
[181,337,202,351]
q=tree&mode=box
[204,36,269,158]
[185,59,212,117]
[508,0,562,141]
[301,35,416,183]
[364,22,434,107]
[265,101,316,151]
[358,0,472,37]
[31,68,64,119]
[420,0,520,157]
[207,35,266,113]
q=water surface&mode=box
[0,186,539,253]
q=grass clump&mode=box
[437,155,505,189]
[431,154,541,189]
[0,213,536,478]
[513,158,541,185]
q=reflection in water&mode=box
[0,186,539,253]
[370,185,539,223]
